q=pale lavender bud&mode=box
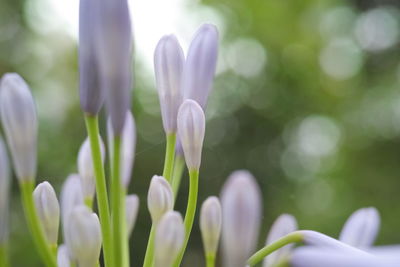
[107,111,136,188]
[0,73,37,181]
[182,24,218,109]
[61,174,84,235]
[96,0,133,135]
[126,194,139,236]
[79,0,104,115]
[263,214,297,267]
[0,137,10,244]
[154,34,185,134]
[339,207,380,249]
[77,137,105,200]
[155,211,185,267]
[65,206,102,267]
[33,181,60,245]
[220,170,262,267]
[177,99,205,171]
[147,175,174,223]
[57,244,71,267]
[200,196,222,255]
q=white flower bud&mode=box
[339,207,380,249]
[0,137,10,244]
[147,175,174,223]
[65,206,102,267]
[263,214,297,267]
[57,244,71,267]
[155,211,185,267]
[177,99,205,171]
[220,170,262,267]
[61,174,84,235]
[0,73,37,181]
[126,194,139,236]
[33,181,60,245]
[154,34,185,134]
[107,110,136,188]
[200,196,222,255]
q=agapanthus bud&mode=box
[61,174,84,234]
[65,206,102,267]
[33,181,60,245]
[200,196,222,255]
[77,137,105,200]
[263,214,297,267]
[57,244,71,267]
[126,194,139,236]
[0,137,10,244]
[339,207,380,249]
[0,73,37,181]
[96,0,132,135]
[182,24,218,109]
[107,111,136,188]
[79,0,103,115]
[147,175,174,223]
[177,99,205,171]
[155,211,185,267]
[220,170,262,267]
[154,34,185,134]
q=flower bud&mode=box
[177,99,205,171]
[339,207,380,249]
[147,175,174,223]
[77,137,105,200]
[79,0,104,115]
[263,214,297,267]
[61,174,84,234]
[57,244,71,267]
[65,206,102,267]
[33,181,60,245]
[220,170,262,267]
[200,196,222,255]
[182,24,218,109]
[0,73,37,181]
[126,194,139,236]
[107,110,136,188]
[0,137,10,244]
[96,0,132,135]
[155,211,185,267]
[154,34,184,134]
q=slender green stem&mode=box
[205,252,215,267]
[121,189,130,267]
[85,115,113,267]
[172,169,199,267]
[0,244,9,267]
[84,197,93,210]
[142,225,156,267]
[20,181,57,267]
[163,134,176,182]
[111,136,123,267]
[246,231,303,266]
[171,155,185,198]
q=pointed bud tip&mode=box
[147,175,174,223]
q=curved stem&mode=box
[172,169,199,267]
[247,231,303,267]
[205,252,215,267]
[142,225,156,267]
[85,115,113,267]
[0,244,9,267]
[20,181,57,267]
[163,134,176,182]
[171,155,185,198]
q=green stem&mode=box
[246,231,303,266]
[162,134,176,182]
[0,244,9,267]
[84,197,93,210]
[172,169,199,267]
[142,225,156,267]
[20,181,57,267]
[205,252,215,267]
[121,189,130,267]
[85,115,113,267]
[171,155,185,198]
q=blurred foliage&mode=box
[2,0,400,266]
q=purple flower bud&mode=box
[154,34,185,134]
[182,24,218,109]
[147,175,174,224]
[0,73,37,181]
[200,196,222,255]
[126,194,139,237]
[57,244,71,267]
[61,174,84,235]
[0,137,10,244]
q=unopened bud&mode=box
[147,175,174,223]
[221,170,262,267]
[33,181,60,245]
[155,211,185,267]
[126,194,139,236]
[65,206,102,267]
[0,73,37,181]
[57,244,71,267]
[61,174,84,235]
[0,137,10,244]
[177,99,205,171]
[200,196,222,255]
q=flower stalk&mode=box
[163,134,177,182]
